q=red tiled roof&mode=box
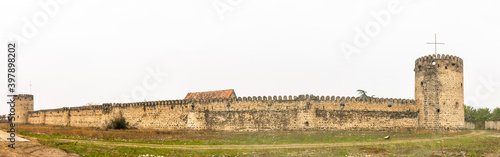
[184,89,236,99]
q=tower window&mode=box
[437,109,440,113]
[421,82,424,87]
[432,61,436,65]
[305,122,309,126]
[445,66,448,69]
[452,63,456,66]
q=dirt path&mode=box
[52,130,484,150]
[0,130,29,142]
[0,130,79,157]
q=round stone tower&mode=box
[415,54,464,130]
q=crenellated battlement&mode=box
[110,99,191,108]
[70,105,109,110]
[106,95,416,105]
[415,54,463,71]
[27,95,416,114]
[30,107,69,113]
[231,95,415,104]
[13,94,34,100]
[415,54,463,64]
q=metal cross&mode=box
[426,33,444,58]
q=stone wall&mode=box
[42,108,70,126]
[27,95,419,131]
[68,105,107,128]
[464,122,475,130]
[27,111,44,124]
[485,121,500,130]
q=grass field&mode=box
[2,124,500,156]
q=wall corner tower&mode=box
[13,94,34,124]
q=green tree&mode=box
[357,89,375,98]
[464,105,476,122]
[476,108,492,121]
[490,107,500,121]
[464,105,494,129]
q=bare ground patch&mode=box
[0,132,79,157]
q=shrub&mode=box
[107,114,129,130]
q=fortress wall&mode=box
[69,105,106,128]
[38,108,70,126]
[27,111,44,124]
[111,102,192,130]
[88,101,193,130]
[485,121,500,130]
[27,96,418,131]
[182,96,419,131]
[464,122,475,130]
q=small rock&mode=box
[384,135,390,140]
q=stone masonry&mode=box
[415,54,464,131]
[12,94,34,124]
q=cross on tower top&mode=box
[426,33,445,58]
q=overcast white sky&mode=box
[1,0,499,114]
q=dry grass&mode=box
[0,123,216,140]
[359,147,387,154]
[1,123,466,146]
[3,124,498,156]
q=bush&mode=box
[107,115,129,130]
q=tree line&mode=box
[464,105,500,129]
